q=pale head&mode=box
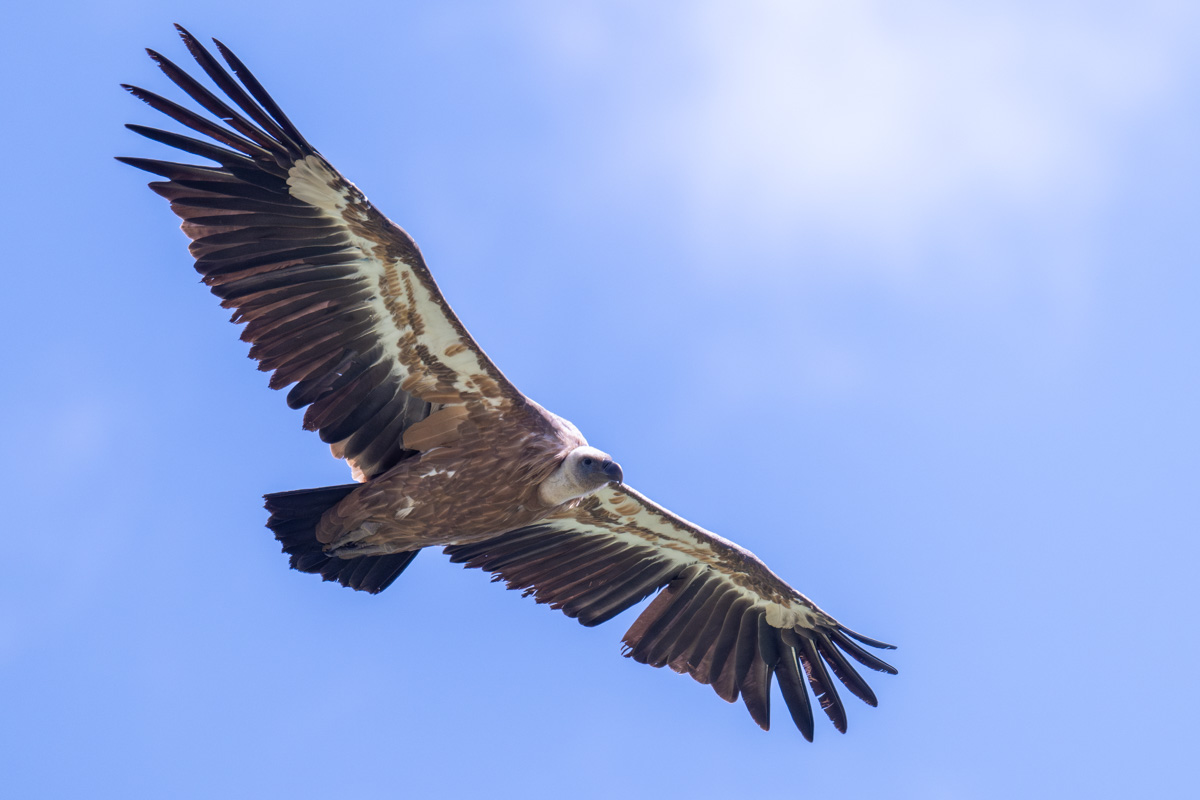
[538,446,623,506]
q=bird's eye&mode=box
[582,457,594,467]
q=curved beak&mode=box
[603,460,624,484]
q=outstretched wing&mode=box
[120,26,527,481]
[444,484,896,739]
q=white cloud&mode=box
[674,2,1190,268]
[521,1,1198,294]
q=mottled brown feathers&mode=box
[401,405,473,451]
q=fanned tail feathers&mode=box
[264,484,419,594]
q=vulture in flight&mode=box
[120,26,897,740]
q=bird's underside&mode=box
[121,25,898,740]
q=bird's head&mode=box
[539,446,623,506]
[566,446,623,487]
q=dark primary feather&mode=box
[795,630,847,732]
[775,640,816,741]
[120,25,434,480]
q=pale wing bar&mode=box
[445,485,896,740]
[120,26,512,480]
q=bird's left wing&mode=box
[120,27,529,482]
[444,484,896,739]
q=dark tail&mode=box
[264,484,419,594]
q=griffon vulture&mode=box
[120,26,897,740]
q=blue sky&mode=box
[3,1,1198,797]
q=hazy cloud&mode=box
[521,1,1197,295]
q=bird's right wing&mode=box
[120,26,533,481]
[445,484,896,740]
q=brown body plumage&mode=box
[318,405,583,551]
